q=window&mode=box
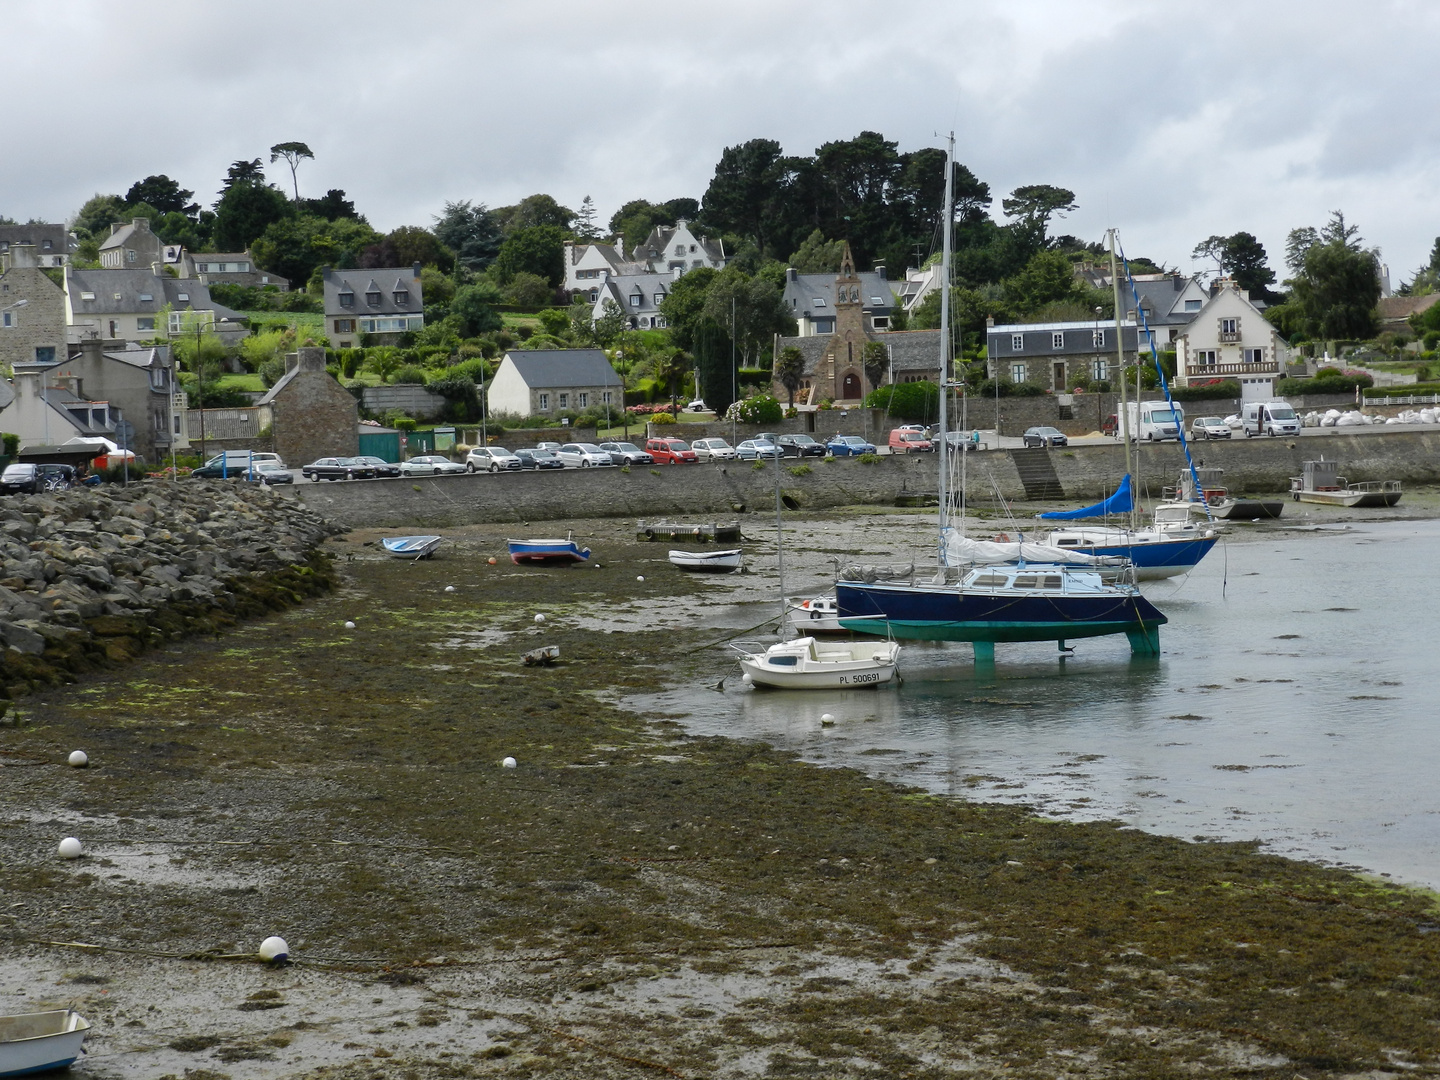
[80,291,95,301]
[601,391,612,405]
[629,294,640,307]
[1011,363,1027,383]
[1092,329,1104,347]
[42,239,51,250]
[366,291,382,306]
[237,262,249,272]
[1195,349,1217,366]
[1184,299,1202,311]
[339,290,354,308]
[578,392,589,408]
[674,245,685,256]
[197,263,210,272]
[138,293,153,302]
[1243,347,1265,364]
[1092,359,1108,381]
[34,346,53,363]
[334,319,354,333]
[589,289,598,303]
[1011,334,1023,351]
[812,298,826,308]
[393,290,409,306]
[1052,332,1064,349]
[0,311,11,328]
[176,293,189,302]
[137,317,155,331]
[654,293,664,306]
[559,393,569,408]
[360,317,420,333]
[1220,317,1238,334]
[126,249,136,263]
[539,393,550,410]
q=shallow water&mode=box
[633,518,1440,889]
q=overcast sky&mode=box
[7,1,1438,283]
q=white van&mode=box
[1242,400,1300,437]
[1122,400,1185,442]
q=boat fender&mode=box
[644,527,655,539]
[995,533,1010,543]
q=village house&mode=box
[581,273,668,330]
[986,318,1141,391]
[0,244,69,368]
[65,265,246,347]
[322,263,423,348]
[1174,279,1290,402]
[256,346,359,465]
[486,349,623,418]
[1126,273,1212,347]
[563,220,727,294]
[98,218,171,270]
[180,249,289,290]
[780,257,896,337]
[563,240,642,293]
[0,223,77,268]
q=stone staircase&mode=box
[1008,448,1066,500]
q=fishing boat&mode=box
[1167,466,1283,520]
[669,548,742,573]
[638,520,742,544]
[381,534,443,559]
[788,594,847,634]
[0,1010,91,1077]
[507,536,591,564]
[834,143,1167,659]
[732,635,900,689]
[1290,459,1402,507]
[837,563,1166,660]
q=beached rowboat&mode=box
[508,538,591,564]
[382,535,443,559]
[668,548,742,573]
[732,636,900,690]
[0,1010,91,1077]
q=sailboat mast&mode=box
[1108,228,1134,529]
[936,132,955,569]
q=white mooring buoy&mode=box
[258,936,290,962]
[68,750,89,768]
[57,837,83,859]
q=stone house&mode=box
[986,319,1141,391]
[180,250,290,290]
[0,244,68,368]
[0,223,77,267]
[487,349,623,418]
[256,346,359,465]
[0,338,187,462]
[1174,280,1290,402]
[780,257,896,337]
[99,218,168,269]
[65,265,246,347]
[322,263,424,348]
[770,245,886,404]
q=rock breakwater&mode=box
[0,481,341,707]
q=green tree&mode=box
[433,200,501,272]
[1291,240,1381,341]
[609,199,674,254]
[269,142,315,200]
[1221,232,1279,302]
[775,346,805,406]
[568,298,596,344]
[492,224,568,286]
[1285,226,1320,274]
[69,193,126,241]
[211,181,292,251]
[700,268,795,366]
[221,159,265,192]
[251,214,380,287]
[786,229,844,273]
[506,271,554,307]
[451,282,504,337]
[700,138,788,258]
[574,195,601,241]
[300,189,359,220]
[1001,184,1077,245]
[1191,235,1227,274]
[124,175,197,216]
[1003,250,1084,312]
[361,225,452,271]
[494,194,573,235]
[593,300,627,348]
[861,341,888,391]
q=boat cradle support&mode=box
[1126,625,1162,656]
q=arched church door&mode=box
[841,372,861,399]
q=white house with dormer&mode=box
[581,273,668,330]
[1174,280,1290,402]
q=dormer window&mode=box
[1011,334,1023,351]
[339,290,354,308]
[812,298,826,308]
[589,289,598,303]
[630,293,641,307]
[1052,332,1064,348]
[138,293,153,302]
[393,289,409,306]
[176,293,189,302]
[366,291,382,306]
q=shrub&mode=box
[2,432,19,456]
[863,380,939,421]
[787,464,812,477]
[857,453,881,464]
[972,379,1047,399]
[1169,379,1240,401]
[390,364,428,385]
[649,412,676,425]
[725,394,783,424]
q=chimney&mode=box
[1173,273,1183,292]
[986,316,995,328]
[412,261,421,279]
[9,243,38,269]
[80,338,105,365]
[787,267,798,282]
[285,350,299,373]
[110,223,123,236]
[322,266,333,282]
[134,218,150,232]
[874,263,886,280]
[296,346,326,373]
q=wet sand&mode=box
[3,509,1440,1078]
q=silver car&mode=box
[400,454,468,476]
[555,442,613,468]
[598,441,654,465]
[1190,416,1231,440]
[691,437,737,462]
[465,447,522,472]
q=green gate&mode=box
[358,430,402,462]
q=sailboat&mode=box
[834,138,1168,660]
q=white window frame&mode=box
[1052,332,1064,349]
[0,311,12,328]
[601,391,612,405]
[1092,329,1104,347]
[136,317,155,331]
[558,393,569,409]
[578,392,589,408]
[1195,349,1217,366]
[629,294,640,307]
[539,393,550,411]
[1220,317,1238,334]
[1011,334,1023,351]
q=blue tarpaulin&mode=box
[1038,474,1133,520]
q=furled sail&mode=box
[943,532,1114,567]
[1037,474,1133,521]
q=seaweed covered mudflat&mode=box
[2,516,1439,1079]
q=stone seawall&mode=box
[294,427,1440,528]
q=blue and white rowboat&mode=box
[508,538,591,564]
[0,1010,91,1077]
[382,535,443,559]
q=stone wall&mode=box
[0,261,66,369]
[271,347,358,466]
[294,427,1440,529]
[361,384,448,420]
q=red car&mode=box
[645,437,699,464]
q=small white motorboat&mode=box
[382,535,443,559]
[0,1010,91,1077]
[732,635,900,690]
[668,548,742,573]
[788,594,847,634]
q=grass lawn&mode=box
[213,372,264,391]
[236,310,326,337]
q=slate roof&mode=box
[1378,294,1440,322]
[773,330,942,379]
[782,269,896,319]
[502,349,623,389]
[0,223,76,255]
[633,221,725,265]
[322,264,423,317]
[1127,275,1205,327]
[98,219,153,252]
[66,269,242,319]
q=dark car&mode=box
[514,448,564,470]
[598,441,655,465]
[354,455,402,478]
[776,434,827,458]
[0,463,76,495]
[1022,426,1068,448]
[826,435,876,457]
[246,462,295,485]
[301,456,374,481]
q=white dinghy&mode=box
[0,1010,91,1077]
[732,635,900,690]
[669,548,742,573]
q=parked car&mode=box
[1022,426,1068,448]
[684,399,709,412]
[645,437,699,464]
[598,441,655,465]
[776,434,827,458]
[690,437,737,462]
[192,451,281,478]
[826,435,876,457]
[535,441,563,452]
[301,456,374,481]
[888,429,934,454]
[1190,416,1232,440]
[1102,413,1119,437]
[465,447,522,472]
[399,455,468,476]
[513,448,564,470]
[555,442,613,468]
[1,463,76,495]
[898,424,930,437]
[736,438,782,460]
[247,462,294,485]
[354,455,402,478]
